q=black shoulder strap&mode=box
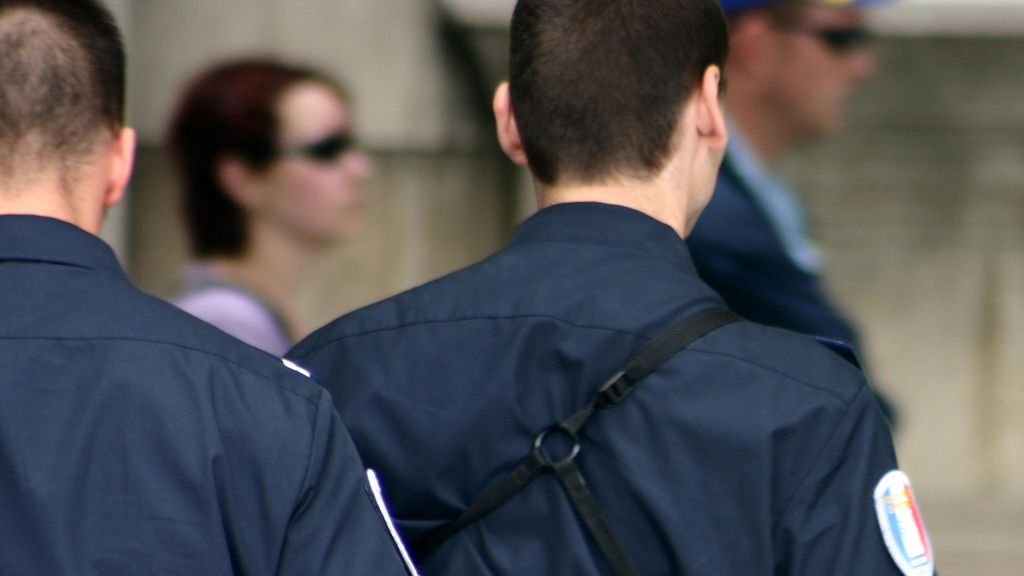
[414,307,742,575]
[597,307,743,409]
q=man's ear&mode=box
[492,82,528,166]
[696,65,728,152]
[103,127,136,208]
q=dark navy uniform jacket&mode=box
[0,216,408,575]
[688,160,858,346]
[688,160,899,425]
[290,202,905,575]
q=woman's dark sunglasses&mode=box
[279,133,355,163]
[783,26,873,54]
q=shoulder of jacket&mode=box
[687,321,868,407]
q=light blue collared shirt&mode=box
[723,121,822,274]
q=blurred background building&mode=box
[102,0,1023,572]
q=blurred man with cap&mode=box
[0,1,413,573]
[689,0,899,423]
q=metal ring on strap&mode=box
[533,424,581,467]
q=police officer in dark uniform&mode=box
[687,0,899,424]
[0,1,411,574]
[290,0,931,574]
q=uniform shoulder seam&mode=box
[296,316,859,406]
[0,335,320,408]
[291,313,649,359]
[685,345,861,405]
[776,384,875,515]
[294,389,331,510]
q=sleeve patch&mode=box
[874,470,934,576]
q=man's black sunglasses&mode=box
[279,133,355,163]
[782,26,873,53]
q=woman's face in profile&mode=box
[254,80,371,248]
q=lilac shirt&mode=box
[174,267,291,356]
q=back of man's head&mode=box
[508,0,728,187]
[0,0,125,186]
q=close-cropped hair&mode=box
[509,0,729,186]
[0,0,125,178]
[168,59,348,258]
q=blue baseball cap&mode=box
[719,0,892,15]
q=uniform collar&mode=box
[0,215,129,281]
[508,202,698,272]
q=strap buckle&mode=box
[596,370,632,409]
[533,424,581,468]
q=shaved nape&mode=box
[0,1,125,186]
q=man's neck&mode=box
[537,176,693,238]
[0,182,89,232]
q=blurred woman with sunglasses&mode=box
[168,58,370,355]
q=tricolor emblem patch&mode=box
[874,470,934,576]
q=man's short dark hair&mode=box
[0,0,125,179]
[509,0,729,186]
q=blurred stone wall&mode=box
[792,34,1024,572]
[791,36,1024,501]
